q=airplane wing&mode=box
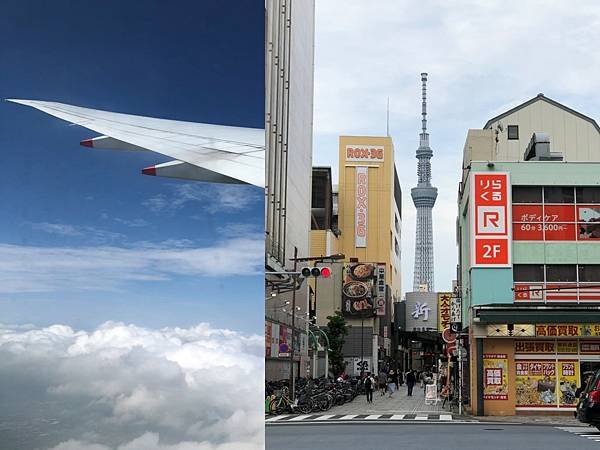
[7,99,265,188]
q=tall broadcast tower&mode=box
[411,73,437,291]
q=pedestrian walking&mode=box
[378,369,387,396]
[406,369,416,396]
[387,369,397,398]
[364,373,375,403]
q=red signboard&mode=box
[471,173,511,267]
[513,203,600,241]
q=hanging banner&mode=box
[355,166,368,248]
[558,361,579,407]
[515,361,557,407]
[470,172,511,267]
[438,292,452,332]
[450,295,462,323]
[375,264,386,316]
[265,321,272,358]
[483,354,509,400]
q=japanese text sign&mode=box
[437,292,452,332]
[470,173,511,267]
[483,354,508,400]
[355,166,368,248]
[376,264,386,316]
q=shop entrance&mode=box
[580,361,600,384]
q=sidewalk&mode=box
[476,414,582,426]
[327,384,451,415]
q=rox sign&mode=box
[355,166,368,247]
[470,173,512,267]
[346,145,384,162]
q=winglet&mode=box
[80,139,94,148]
[142,166,156,176]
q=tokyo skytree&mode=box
[411,73,437,291]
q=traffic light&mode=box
[301,267,331,278]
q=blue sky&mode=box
[0,0,264,333]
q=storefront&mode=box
[471,322,600,415]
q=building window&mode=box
[512,186,542,203]
[576,187,600,204]
[394,237,400,255]
[507,125,519,140]
[579,265,600,282]
[545,264,577,282]
[544,187,574,204]
[513,264,544,282]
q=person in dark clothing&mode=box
[364,373,375,403]
[406,369,416,396]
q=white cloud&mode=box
[0,322,264,450]
[144,184,261,215]
[28,222,125,243]
[314,0,600,295]
[0,238,263,294]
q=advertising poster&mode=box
[558,361,579,407]
[278,326,289,357]
[341,262,376,317]
[265,321,272,358]
[271,323,280,358]
[515,361,557,407]
[483,354,509,400]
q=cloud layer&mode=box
[314,0,600,294]
[0,237,263,294]
[0,322,264,450]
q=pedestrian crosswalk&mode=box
[266,413,467,424]
[556,426,600,443]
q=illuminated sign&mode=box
[346,145,384,162]
[355,166,368,247]
[470,173,511,267]
[375,264,386,316]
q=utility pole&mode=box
[289,246,298,402]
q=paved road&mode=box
[266,423,600,450]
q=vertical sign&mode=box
[437,292,452,332]
[355,166,368,248]
[376,263,386,316]
[450,295,462,323]
[483,354,509,400]
[470,172,511,267]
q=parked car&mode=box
[576,370,600,429]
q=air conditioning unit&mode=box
[523,132,563,161]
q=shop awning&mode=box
[473,305,600,324]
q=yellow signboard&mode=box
[483,353,509,400]
[438,292,452,332]
[515,340,578,354]
[535,324,600,337]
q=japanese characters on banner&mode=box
[265,321,272,358]
[515,361,557,407]
[450,295,462,323]
[515,361,579,407]
[355,166,368,248]
[470,173,511,267]
[514,340,578,354]
[513,203,600,241]
[346,145,384,162]
[437,292,452,332]
[483,354,509,400]
[376,264,386,316]
[535,324,600,337]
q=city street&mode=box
[266,423,600,450]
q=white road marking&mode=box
[415,415,428,420]
[366,415,382,420]
[265,415,291,422]
[338,415,357,420]
[288,415,312,421]
[390,414,406,420]
[440,414,453,421]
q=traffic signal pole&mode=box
[289,246,298,402]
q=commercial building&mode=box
[264,0,315,381]
[457,93,600,415]
[308,136,402,376]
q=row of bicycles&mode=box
[266,377,360,415]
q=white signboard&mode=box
[450,296,462,323]
[346,145,384,162]
[355,166,368,247]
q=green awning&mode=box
[474,307,600,324]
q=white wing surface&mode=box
[7,99,265,187]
